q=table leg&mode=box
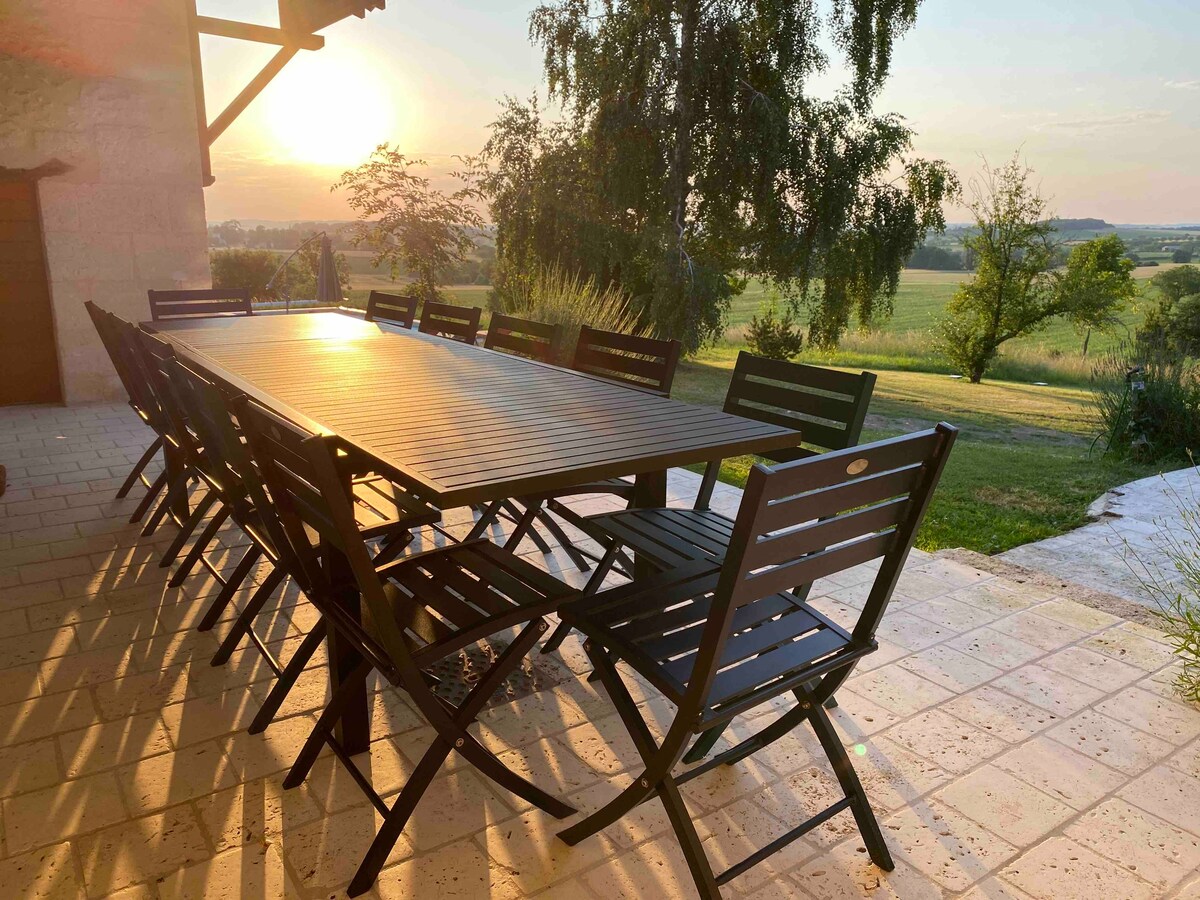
[324,543,371,755]
[163,444,190,522]
[631,469,668,578]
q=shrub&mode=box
[1093,338,1200,460]
[1127,465,1200,703]
[499,264,642,363]
[746,298,804,360]
[1173,248,1194,264]
[210,248,278,302]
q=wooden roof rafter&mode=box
[186,0,387,186]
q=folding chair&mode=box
[416,300,481,344]
[541,352,878,749]
[483,313,562,363]
[84,302,166,519]
[364,290,417,329]
[466,327,682,570]
[555,424,957,897]
[234,394,580,895]
[147,288,253,321]
[166,359,440,732]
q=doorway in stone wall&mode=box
[0,174,62,405]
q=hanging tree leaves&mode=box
[482,0,957,351]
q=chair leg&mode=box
[540,541,622,657]
[169,505,229,587]
[532,509,591,572]
[283,653,373,789]
[128,469,167,524]
[158,492,217,568]
[807,700,893,870]
[249,617,328,734]
[196,544,261,632]
[210,566,286,666]
[370,530,414,567]
[116,436,162,499]
[347,735,454,897]
[682,725,727,764]
[465,501,503,542]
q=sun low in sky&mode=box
[199,0,1199,224]
[260,51,403,168]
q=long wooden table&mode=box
[146,310,802,752]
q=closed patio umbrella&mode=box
[315,233,342,307]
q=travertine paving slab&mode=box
[2,402,1200,898]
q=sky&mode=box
[198,0,1200,224]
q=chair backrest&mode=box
[168,359,291,564]
[417,300,481,344]
[132,328,199,459]
[725,352,876,461]
[233,396,409,676]
[364,291,417,329]
[483,313,562,363]
[686,424,957,716]
[106,314,170,434]
[86,302,143,411]
[148,288,252,321]
[572,326,681,396]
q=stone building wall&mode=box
[0,0,210,402]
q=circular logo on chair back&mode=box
[846,458,869,476]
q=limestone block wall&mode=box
[0,0,210,402]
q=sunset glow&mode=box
[262,53,401,167]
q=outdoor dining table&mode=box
[143,309,802,754]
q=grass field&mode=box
[341,265,1178,555]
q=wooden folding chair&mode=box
[483,313,562,363]
[147,288,253,321]
[364,290,417,329]
[233,394,580,895]
[555,424,957,897]
[466,327,683,570]
[167,359,440,732]
[84,302,166,519]
[416,300,481,343]
[572,324,681,395]
[541,351,878,743]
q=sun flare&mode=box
[263,52,400,167]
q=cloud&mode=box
[1164,79,1200,90]
[1030,110,1171,135]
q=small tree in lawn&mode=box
[335,146,483,304]
[935,156,1134,382]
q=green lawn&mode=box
[673,352,1161,555]
[342,267,1173,556]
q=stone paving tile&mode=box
[1000,836,1159,900]
[3,401,1200,899]
[1065,798,1200,893]
[933,765,1075,848]
[1048,709,1177,775]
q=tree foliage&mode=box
[1142,265,1200,358]
[481,0,957,352]
[935,157,1135,382]
[334,146,483,303]
[210,241,350,303]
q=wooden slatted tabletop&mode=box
[146,313,802,508]
[143,310,389,349]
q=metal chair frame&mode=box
[555,424,957,897]
[84,302,166,518]
[234,395,581,896]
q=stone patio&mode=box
[1001,466,1200,610]
[2,401,1199,899]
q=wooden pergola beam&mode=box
[194,15,324,51]
[205,46,300,145]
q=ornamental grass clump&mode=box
[498,263,643,363]
[1126,464,1200,703]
